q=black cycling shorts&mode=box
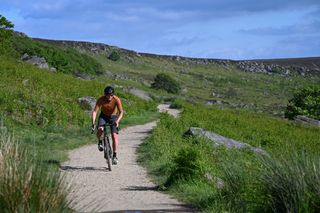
[98,114,119,134]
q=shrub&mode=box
[164,147,206,186]
[108,50,120,61]
[285,86,320,120]
[151,73,181,94]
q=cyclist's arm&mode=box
[92,102,100,125]
[115,98,123,126]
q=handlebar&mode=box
[91,124,115,134]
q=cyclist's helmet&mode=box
[104,86,114,95]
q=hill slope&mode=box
[36,38,320,117]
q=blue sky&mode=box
[1,0,319,60]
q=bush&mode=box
[108,51,120,61]
[165,147,206,186]
[151,73,181,94]
[285,86,320,120]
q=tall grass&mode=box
[139,102,320,212]
[0,133,71,212]
[259,152,320,213]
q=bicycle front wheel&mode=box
[104,138,112,171]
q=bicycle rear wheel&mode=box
[104,137,112,171]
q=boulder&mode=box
[294,115,320,127]
[21,53,56,72]
[185,127,268,156]
[78,96,96,114]
[124,87,152,101]
[74,71,95,80]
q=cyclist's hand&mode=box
[91,124,96,134]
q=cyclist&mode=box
[92,86,123,165]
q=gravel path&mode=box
[60,105,194,212]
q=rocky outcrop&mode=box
[294,115,320,127]
[21,53,56,72]
[36,38,320,76]
[185,127,268,156]
[13,31,28,38]
[205,100,229,106]
[236,60,317,76]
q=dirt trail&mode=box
[61,104,194,212]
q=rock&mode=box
[21,54,56,72]
[205,100,228,106]
[216,177,225,189]
[14,31,28,38]
[204,173,213,181]
[22,79,29,86]
[124,87,152,101]
[78,96,96,114]
[21,53,30,60]
[26,56,49,69]
[74,71,94,80]
[294,115,320,127]
[184,127,269,156]
[49,67,57,72]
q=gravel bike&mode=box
[92,124,113,171]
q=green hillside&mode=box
[1,15,319,212]
[39,39,320,117]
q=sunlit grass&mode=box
[0,133,71,212]
[138,102,320,212]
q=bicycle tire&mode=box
[104,137,112,171]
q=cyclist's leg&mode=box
[97,114,107,138]
[109,116,119,159]
[97,114,107,151]
[111,132,119,153]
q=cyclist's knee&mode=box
[97,126,104,136]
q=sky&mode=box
[0,0,320,60]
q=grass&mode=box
[5,35,103,75]
[0,132,71,212]
[0,54,158,211]
[1,29,320,212]
[259,152,320,212]
[92,51,320,116]
[138,101,320,212]
[0,56,157,127]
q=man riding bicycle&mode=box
[92,86,123,165]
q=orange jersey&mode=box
[95,95,122,116]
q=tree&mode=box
[0,14,14,40]
[0,15,15,55]
[285,86,320,120]
[151,73,181,94]
[108,50,120,61]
